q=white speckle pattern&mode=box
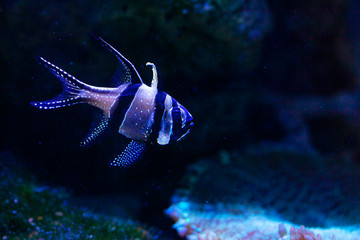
[39,57,79,87]
[31,57,84,109]
[80,116,109,147]
[110,140,146,167]
[118,84,157,141]
[32,95,81,109]
[31,57,121,115]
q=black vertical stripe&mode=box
[149,91,167,142]
[170,98,182,142]
[111,84,141,129]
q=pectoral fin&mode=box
[110,140,147,168]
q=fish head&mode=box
[169,103,194,143]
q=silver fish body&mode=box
[31,36,194,167]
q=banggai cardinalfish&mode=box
[31,35,194,168]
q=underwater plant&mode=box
[0,152,159,239]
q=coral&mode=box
[166,200,360,240]
[0,152,159,239]
[165,201,281,239]
[165,149,360,239]
[286,225,322,240]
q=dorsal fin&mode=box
[146,62,158,89]
[91,34,143,85]
[110,67,127,87]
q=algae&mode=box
[0,152,159,240]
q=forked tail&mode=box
[31,56,120,115]
[31,57,88,110]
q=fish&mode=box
[31,35,194,168]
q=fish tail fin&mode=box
[31,56,88,109]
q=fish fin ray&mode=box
[36,56,86,89]
[110,66,130,87]
[90,34,143,85]
[31,57,87,109]
[109,140,146,168]
[30,92,82,109]
[79,114,110,147]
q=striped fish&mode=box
[31,35,194,167]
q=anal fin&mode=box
[110,140,147,168]
[80,115,110,147]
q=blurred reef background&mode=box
[1,0,360,239]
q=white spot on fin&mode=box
[110,140,146,168]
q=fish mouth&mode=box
[185,121,194,131]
